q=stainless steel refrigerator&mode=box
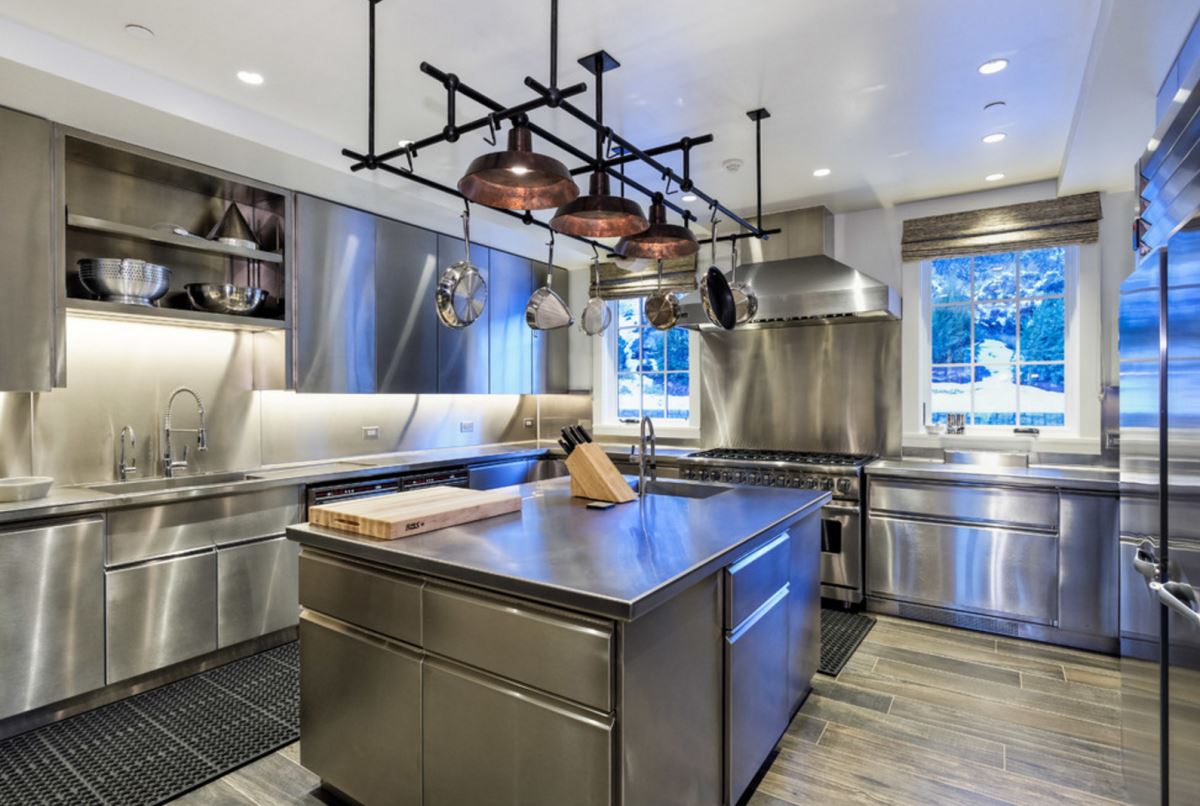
[1119,57,1200,806]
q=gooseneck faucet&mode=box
[118,425,137,481]
[163,386,207,478]
[638,415,657,496]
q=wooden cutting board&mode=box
[309,485,522,540]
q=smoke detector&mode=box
[722,158,744,173]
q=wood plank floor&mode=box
[172,615,1128,805]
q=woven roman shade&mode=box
[901,191,1102,262]
[588,256,697,300]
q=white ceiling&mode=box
[0,0,1191,260]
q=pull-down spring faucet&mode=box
[163,386,207,478]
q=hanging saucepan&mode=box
[699,216,736,330]
[644,259,680,330]
[436,208,488,329]
[525,232,574,330]
[580,249,612,336]
[729,238,758,326]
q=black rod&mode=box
[568,134,714,176]
[755,117,762,229]
[594,53,603,164]
[549,0,558,89]
[367,0,377,161]
[714,228,781,245]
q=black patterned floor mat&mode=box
[0,641,300,805]
[818,609,876,676]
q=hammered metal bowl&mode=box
[184,283,268,315]
[78,258,171,306]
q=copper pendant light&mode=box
[614,194,698,259]
[549,171,649,237]
[458,126,579,211]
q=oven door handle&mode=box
[822,499,861,514]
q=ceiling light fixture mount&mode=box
[978,58,1009,75]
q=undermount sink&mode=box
[632,479,730,499]
[88,471,251,494]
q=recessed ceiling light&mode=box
[982,132,1007,144]
[681,193,698,202]
[812,168,831,177]
[985,173,1005,182]
[124,23,154,39]
[1174,88,1191,103]
[237,70,264,86]
[397,139,413,148]
[978,58,1008,75]
[1147,137,1161,152]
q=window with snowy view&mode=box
[927,247,1070,428]
[615,298,692,422]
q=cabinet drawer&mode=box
[725,532,790,630]
[424,584,613,712]
[870,478,1058,531]
[868,516,1059,625]
[298,549,422,646]
[218,536,299,648]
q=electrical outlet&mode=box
[460,420,475,434]
[362,426,380,441]
[524,417,535,428]
[1106,431,1120,449]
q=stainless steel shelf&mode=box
[65,298,286,332]
[66,213,285,264]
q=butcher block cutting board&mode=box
[309,486,522,540]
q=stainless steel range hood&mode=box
[679,206,901,329]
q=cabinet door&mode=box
[436,234,489,393]
[423,656,613,806]
[294,194,376,393]
[532,262,570,393]
[376,217,439,393]
[217,536,299,648]
[0,107,58,391]
[488,249,533,393]
[299,611,421,806]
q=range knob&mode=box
[836,478,852,494]
[803,476,817,489]
[732,471,744,483]
[684,469,695,480]
[721,471,732,482]
[748,472,760,485]
[821,477,834,491]
[699,470,710,481]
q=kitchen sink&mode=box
[88,471,251,494]
[632,479,730,499]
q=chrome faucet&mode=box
[117,425,137,481]
[637,415,657,496]
[163,386,207,478]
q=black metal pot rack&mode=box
[340,0,779,254]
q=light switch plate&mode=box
[460,421,475,434]
[362,426,380,441]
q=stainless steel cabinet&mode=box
[0,106,60,391]
[294,194,377,393]
[217,536,299,648]
[788,510,822,710]
[423,655,613,806]
[0,517,103,719]
[436,234,489,393]
[532,261,570,393]
[488,249,534,393]
[300,610,421,806]
[376,217,439,393]
[467,457,538,489]
[106,549,217,682]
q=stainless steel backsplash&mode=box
[700,321,901,456]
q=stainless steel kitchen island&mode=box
[286,477,827,806]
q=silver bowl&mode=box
[78,258,171,306]
[185,283,268,315]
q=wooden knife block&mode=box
[564,443,637,504]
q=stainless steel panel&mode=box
[375,217,439,394]
[468,458,537,490]
[423,583,612,712]
[488,249,533,393]
[0,517,104,720]
[217,536,299,648]
[0,393,33,477]
[106,550,217,682]
[820,499,862,600]
[436,235,489,393]
[725,532,790,629]
[423,655,613,806]
[725,585,791,806]
[298,549,422,645]
[299,610,421,806]
[1120,538,1200,648]
[788,509,822,710]
[1058,494,1119,639]
[869,478,1059,532]
[107,487,302,566]
[700,320,900,456]
[0,107,58,391]
[532,262,570,394]
[868,515,1059,625]
[295,194,376,393]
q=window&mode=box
[593,298,699,433]
[925,246,1074,429]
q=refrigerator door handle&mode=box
[1153,580,1200,629]
[1134,539,1161,581]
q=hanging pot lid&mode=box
[615,194,698,259]
[458,126,579,211]
[549,171,649,237]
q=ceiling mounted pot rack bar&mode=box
[339,0,777,254]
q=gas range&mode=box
[679,449,874,500]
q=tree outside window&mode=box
[615,299,691,421]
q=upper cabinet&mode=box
[436,234,490,394]
[377,219,440,394]
[0,107,60,391]
[489,250,534,394]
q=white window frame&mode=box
[916,245,1089,441]
[591,300,702,438]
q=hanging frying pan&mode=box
[699,216,736,330]
[644,259,680,330]
[436,208,488,329]
[729,238,758,326]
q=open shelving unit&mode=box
[66,213,284,264]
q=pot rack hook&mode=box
[590,242,600,263]
[483,113,499,146]
[460,200,472,253]
[663,171,676,196]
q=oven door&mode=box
[819,499,862,603]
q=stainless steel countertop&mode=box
[866,458,1119,493]
[288,477,830,621]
